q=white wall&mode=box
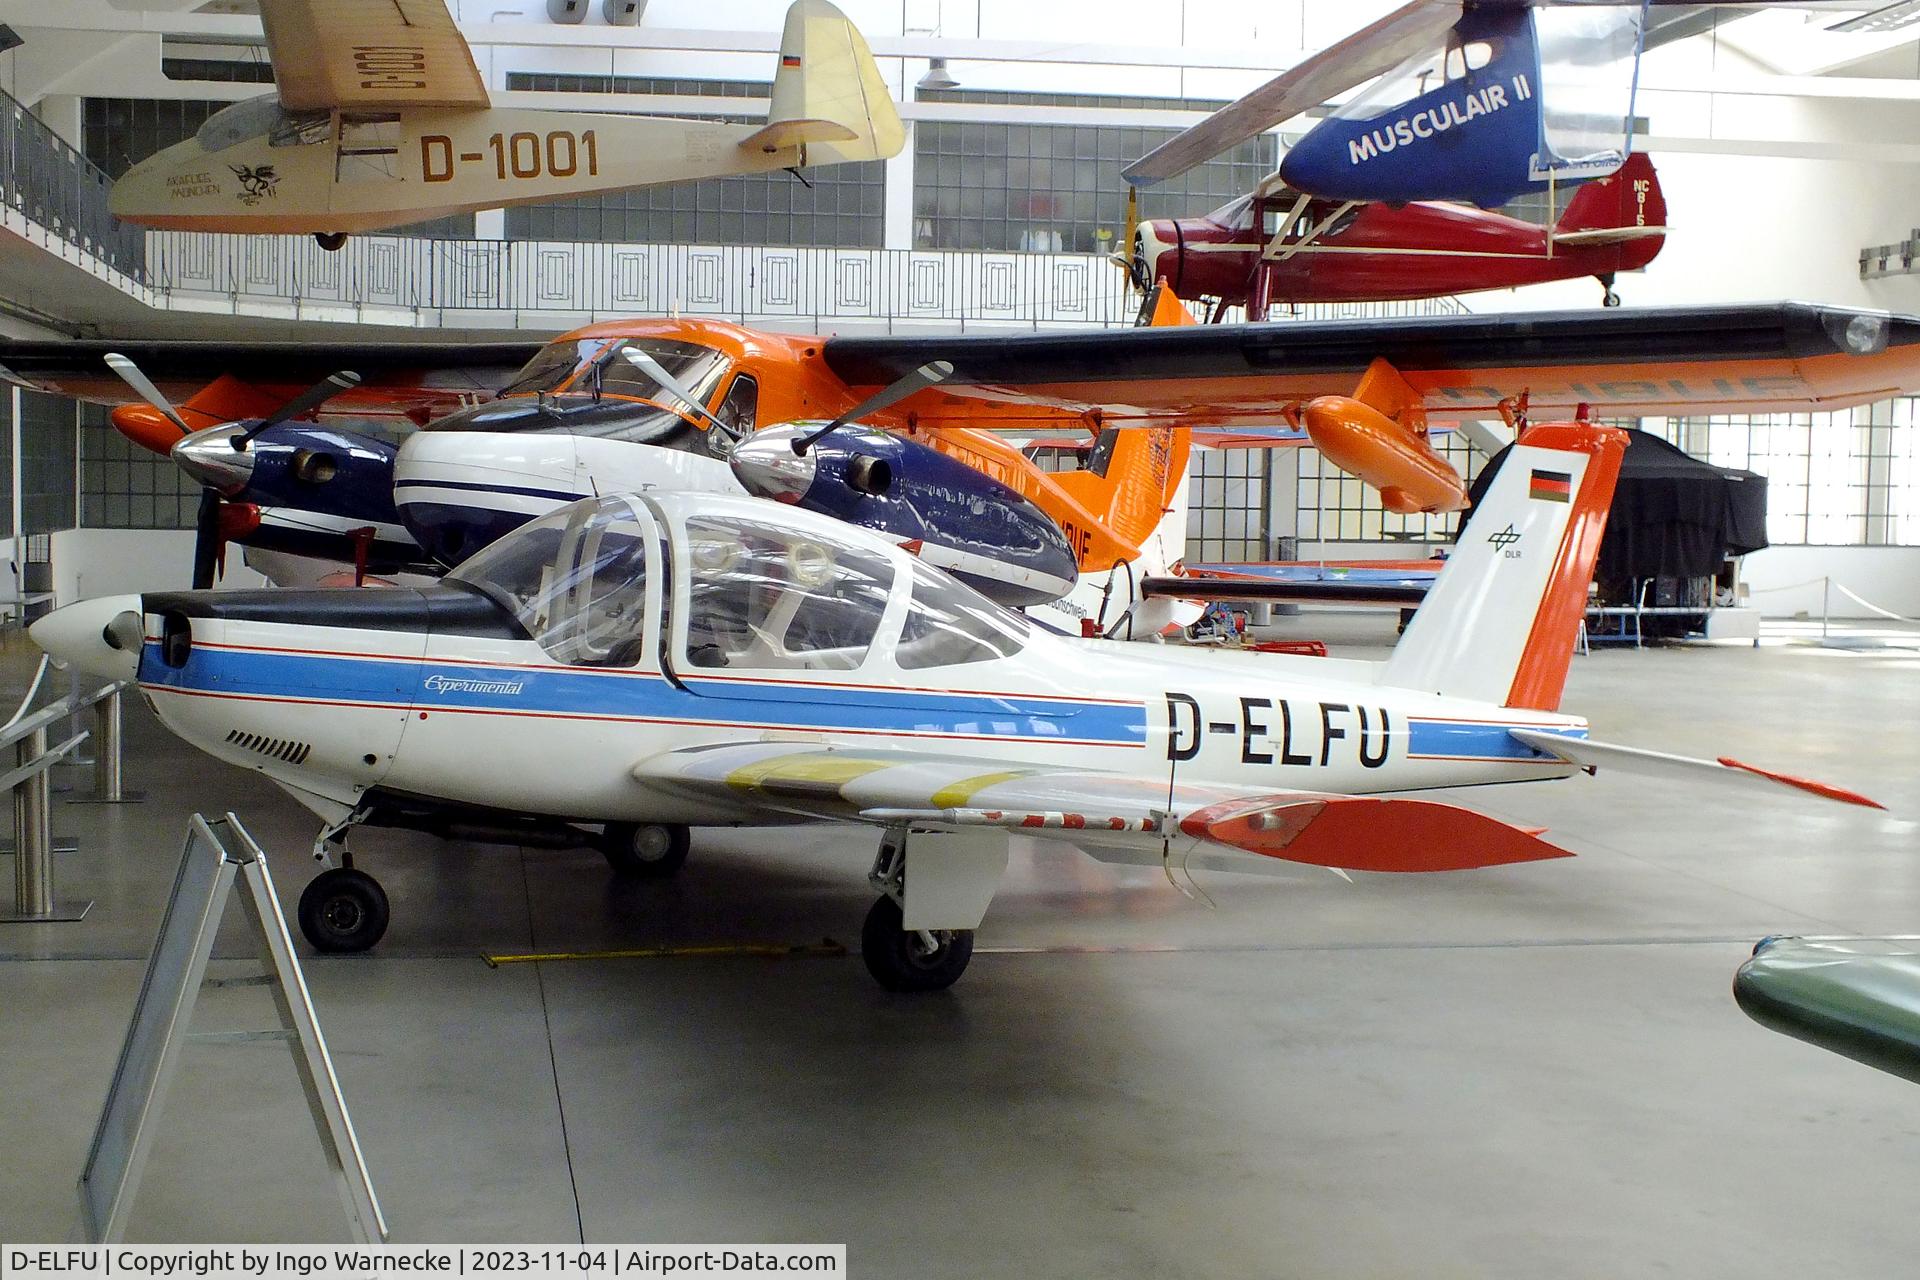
[49,529,197,605]
[1740,544,1920,619]
[47,530,271,606]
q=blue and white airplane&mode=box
[32,420,1880,990]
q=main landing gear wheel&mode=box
[314,231,348,252]
[1598,272,1621,307]
[297,867,390,953]
[601,822,690,879]
[860,894,974,993]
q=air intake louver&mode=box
[225,729,313,765]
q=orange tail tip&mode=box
[1505,423,1629,712]
[1180,794,1574,872]
[1717,758,1886,810]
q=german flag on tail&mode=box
[1529,469,1573,503]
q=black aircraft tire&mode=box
[298,867,390,953]
[314,232,348,251]
[860,895,974,993]
[601,822,690,879]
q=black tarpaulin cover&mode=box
[1466,428,1768,578]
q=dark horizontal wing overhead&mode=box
[1123,0,1462,187]
[0,339,543,412]
[825,303,1920,424]
[1143,576,1431,608]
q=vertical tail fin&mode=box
[740,0,905,163]
[1379,423,1627,711]
[1552,154,1666,247]
[1050,425,1192,555]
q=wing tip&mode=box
[1717,757,1886,810]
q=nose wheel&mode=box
[314,232,348,252]
[297,866,390,953]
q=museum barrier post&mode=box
[0,696,92,922]
[74,684,143,805]
[0,677,136,923]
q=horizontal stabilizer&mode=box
[1178,794,1572,871]
[1551,226,1669,248]
[1508,729,1884,809]
[737,117,860,153]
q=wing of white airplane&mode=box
[632,740,1572,875]
[1121,0,1462,187]
[259,0,491,113]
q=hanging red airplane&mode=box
[1130,153,1666,320]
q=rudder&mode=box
[742,0,905,163]
[1379,423,1627,711]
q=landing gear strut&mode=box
[861,828,974,992]
[600,822,690,879]
[1598,272,1621,308]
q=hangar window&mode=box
[450,497,653,667]
[680,517,895,672]
[896,560,1028,670]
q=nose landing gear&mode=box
[314,232,348,252]
[297,858,390,953]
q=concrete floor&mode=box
[2,618,1918,1276]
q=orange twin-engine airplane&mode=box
[7,298,1920,623]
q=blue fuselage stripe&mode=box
[1408,719,1586,759]
[139,644,1151,744]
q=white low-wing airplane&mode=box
[109,0,903,247]
[33,421,1880,991]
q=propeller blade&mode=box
[797,360,953,453]
[103,353,191,435]
[232,370,362,450]
[618,348,729,430]
[191,489,223,590]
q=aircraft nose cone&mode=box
[171,425,256,495]
[29,595,145,683]
[729,426,818,503]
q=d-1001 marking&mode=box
[420,132,601,184]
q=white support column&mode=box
[33,96,84,151]
[1265,444,1299,558]
[11,385,24,606]
[883,121,915,251]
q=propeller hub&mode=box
[730,426,818,503]
[171,424,257,496]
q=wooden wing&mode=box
[259,0,490,112]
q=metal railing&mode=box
[0,91,147,283]
[0,657,138,924]
[1861,229,1920,280]
[146,230,1469,328]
